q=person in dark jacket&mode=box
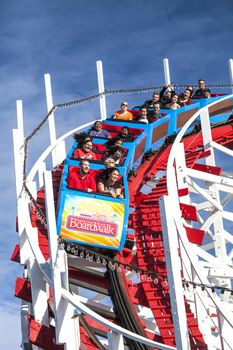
[148,102,163,121]
[193,79,211,98]
[142,92,160,109]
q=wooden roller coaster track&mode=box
[13,122,233,350]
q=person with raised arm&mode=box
[160,90,173,108]
[73,132,92,147]
[179,89,194,107]
[142,92,160,109]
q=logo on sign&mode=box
[66,215,117,237]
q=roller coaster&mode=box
[12,59,233,350]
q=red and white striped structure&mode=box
[12,59,233,350]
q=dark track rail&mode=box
[108,267,152,350]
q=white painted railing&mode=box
[17,95,233,350]
[13,104,178,349]
[162,94,233,350]
[27,120,99,186]
[62,288,176,350]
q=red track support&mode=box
[13,124,233,349]
[15,277,32,303]
[29,319,64,350]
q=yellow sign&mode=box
[59,194,125,249]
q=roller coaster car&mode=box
[56,95,232,253]
[67,125,149,174]
[56,162,130,251]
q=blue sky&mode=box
[0,0,233,349]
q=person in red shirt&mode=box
[72,140,97,160]
[67,160,97,192]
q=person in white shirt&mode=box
[137,107,149,124]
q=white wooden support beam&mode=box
[175,143,190,205]
[186,170,231,286]
[43,170,80,349]
[13,129,25,199]
[108,331,124,350]
[187,177,223,211]
[218,312,233,350]
[20,301,30,348]
[208,267,233,279]
[16,100,24,136]
[38,161,46,189]
[200,106,232,283]
[66,292,177,349]
[44,74,57,144]
[163,58,171,86]
[160,195,191,350]
[211,140,233,158]
[191,279,215,348]
[185,168,233,190]
[44,74,66,168]
[96,60,107,120]
[29,257,50,326]
[200,108,215,166]
[174,143,194,307]
[27,180,38,200]
[228,58,233,94]
[14,100,24,198]
[13,102,32,265]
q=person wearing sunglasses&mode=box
[113,101,133,121]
